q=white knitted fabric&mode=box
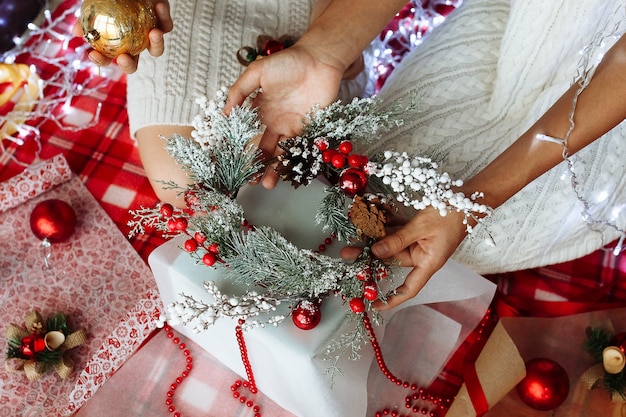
[127,0,316,136]
[369,0,626,273]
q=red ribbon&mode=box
[462,336,490,416]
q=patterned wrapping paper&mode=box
[0,155,163,416]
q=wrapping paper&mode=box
[0,155,162,416]
[149,179,496,417]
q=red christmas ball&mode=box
[20,334,46,359]
[292,300,322,330]
[338,168,368,197]
[29,199,76,243]
[516,358,569,411]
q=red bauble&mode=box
[338,168,368,197]
[29,199,76,243]
[292,300,322,330]
[516,358,570,411]
[20,334,46,359]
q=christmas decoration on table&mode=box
[582,326,626,401]
[237,35,296,66]
[5,310,87,381]
[129,88,491,363]
[515,357,570,411]
[29,198,77,269]
[1,0,107,168]
[79,0,158,58]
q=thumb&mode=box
[224,62,263,115]
[371,230,410,259]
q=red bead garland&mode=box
[163,326,193,417]
[364,311,449,417]
[233,319,262,417]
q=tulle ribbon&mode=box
[4,310,87,381]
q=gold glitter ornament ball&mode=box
[80,0,157,58]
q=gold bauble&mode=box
[80,0,157,58]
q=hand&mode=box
[72,0,173,74]
[341,207,469,310]
[225,43,345,188]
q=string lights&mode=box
[0,0,108,167]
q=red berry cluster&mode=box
[349,265,389,313]
[317,139,368,170]
[315,138,370,197]
[159,203,222,267]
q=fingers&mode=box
[72,22,83,38]
[87,50,113,68]
[371,229,411,260]
[116,54,139,74]
[154,1,173,33]
[373,266,432,310]
[224,62,263,114]
[146,29,165,58]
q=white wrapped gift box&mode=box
[149,180,496,417]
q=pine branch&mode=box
[222,226,352,298]
[316,186,358,242]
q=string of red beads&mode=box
[163,326,193,417]
[364,312,448,417]
[234,319,262,417]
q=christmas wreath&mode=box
[129,88,490,361]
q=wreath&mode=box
[129,88,491,364]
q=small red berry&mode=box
[166,219,178,232]
[363,281,378,301]
[175,217,188,231]
[184,239,198,252]
[331,153,346,169]
[348,154,362,168]
[314,137,329,151]
[338,140,353,154]
[160,203,174,217]
[349,297,365,313]
[194,231,207,243]
[207,243,219,254]
[202,252,217,266]
[322,149,336,163]
[376,267,389,280]
[356,268,371,281]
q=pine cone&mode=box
[276,137,322,188]
[349,194,396,239]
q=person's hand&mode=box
[342,207,469,310]
[224,42,345,188]
[72,0,172,74]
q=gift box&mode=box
[446,308,626,417]
[149,179,497,417]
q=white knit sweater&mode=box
[126,0,315,136]
[128,0,626,274]
[370,0,626,273]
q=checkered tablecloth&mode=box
[1,1,626,416]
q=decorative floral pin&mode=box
[5,310,87,381]
[582,326,626,401]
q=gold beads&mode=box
[80,0,157,58]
